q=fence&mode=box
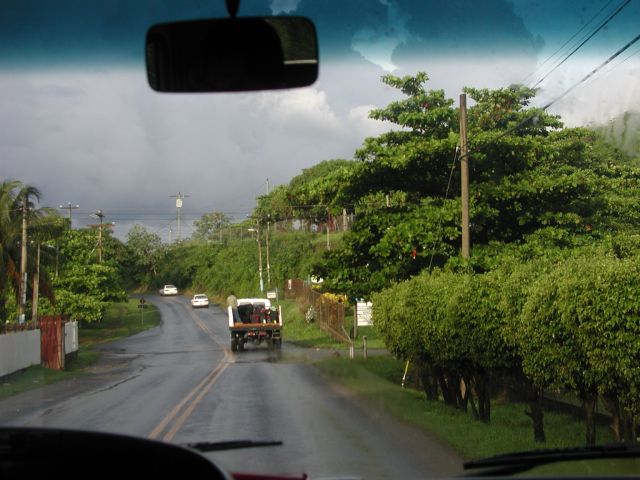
[0,317,79,377]
[284,279,349,343]
[0,328,41,377]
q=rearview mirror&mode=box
[146,17,318,93]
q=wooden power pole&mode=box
[18,196,28,323]
[460,93,470,259]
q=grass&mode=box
[0,298,160,400]
[315,355,617,461]
[281,299,346,348]
[78,298,160,349]
[281,298,387,350]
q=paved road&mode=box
[0,296,462,479]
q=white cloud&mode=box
[251,88,342,135]
[348,104,391,139]
[270,0,300,15]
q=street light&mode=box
[248,227,264,293]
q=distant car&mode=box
[159,285,178,296]
[191,294,209,308]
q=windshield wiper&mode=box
[464,443,640,475]
[182,440,283,453]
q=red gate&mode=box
[39,315,65,370]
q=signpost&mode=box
[138,297,147,325]
[356,301,373,327]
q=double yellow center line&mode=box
[148,301,232,442]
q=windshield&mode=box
[1,1,640,479]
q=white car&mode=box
[158,285,178,296]
[190,294,209,308]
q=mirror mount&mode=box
[225,0,240,18]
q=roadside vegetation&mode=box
[3,71,639,452]
[137,73,640,448]
[280,299,385,349]
[316,355,616,460]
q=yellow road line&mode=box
[148,299,232,440]
[162,361,230,441]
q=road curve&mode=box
[0,296,462,479]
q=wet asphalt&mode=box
[0,296,462,479]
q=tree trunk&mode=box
[419,367,438,401]
[581,393,597,446]
[436,368,462,407]
[474,372,491,423]
[453,374,466,411]
[436,368,456,406]
[622,412,637,444]
[468,390,479,420]
[603,395,621,442]
[524,389,546,443]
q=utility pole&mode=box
[257,224,264,293]
[265,178,272,287]
[18,194,28,323]
[326,207,331,250]
[248,224,264,293]
[169,192,190,241]
[59,202,79,229]
[460,93,470,259]
[265,216,271,289]
[91,210,106,263]
[31,242,40,327]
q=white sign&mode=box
[176,198,183,208]
[267,291,277,299]
[356,301,373,326]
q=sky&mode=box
[1,0,639,241]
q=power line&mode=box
[427,146,459,271]
[454,31,640,163]
[542,32,640,110]
[576,44,640,92]
[532,0,632,88]
[521,0,616,85]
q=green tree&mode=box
[253,159,358,228]
[0,180,62,322]
[125,224,164,286]
[192,211,232,242]
[40,228,127,323]
[518,251,640,445]
[312,73,640,299]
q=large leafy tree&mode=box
[311,73,640,299]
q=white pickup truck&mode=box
[158,284,178,296]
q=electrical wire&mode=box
[520,0,616,85]
[531,0,631,88]
[541,32,640,110]
[427,146,459,271]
